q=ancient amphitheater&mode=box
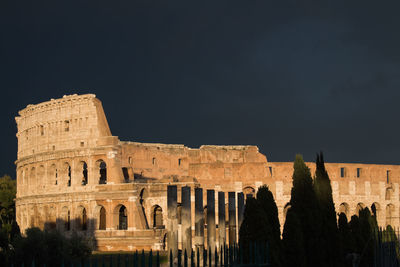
[15,94,400,251]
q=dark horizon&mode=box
[2,1,400,177]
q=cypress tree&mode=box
[239,197,269,263]
[256,185,282,267]
[285,154,322,267]
[313,152,340,267]
[338,213,353,267]
[282,208,306,267]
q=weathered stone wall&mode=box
[14,94,400,251]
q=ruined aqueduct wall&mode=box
[14,94,399,251]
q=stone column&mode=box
[88,158,97,185]
[194,188,204,257]
[218,191,226,247]
[237,192,245,238]
[228,192,236,244]
[181,186,192,256]
[167,185,178,260]
[207,190,216,264]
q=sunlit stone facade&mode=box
[15,94,400,251]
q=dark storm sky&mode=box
[2,1,400,177]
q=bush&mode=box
[11,227,92,266]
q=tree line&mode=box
[239,153,394,267]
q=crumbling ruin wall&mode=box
[14,94,400,251]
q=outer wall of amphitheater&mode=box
[15,94,400,251]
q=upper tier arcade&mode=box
[15,94,114,159]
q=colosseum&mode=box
[15,94,400,251]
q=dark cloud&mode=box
[1,0,400,177]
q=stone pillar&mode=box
[218,191,226,247]
[181,186,192,256]
[88,158,97,185]
[167,185,178,260]
[228,192,236,244]
[194,188,204,252]
[237,192,245,237]
[207,190,216,264]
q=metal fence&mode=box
[169,242,270,267]
[374,228,400,267]
[10,242,270,267]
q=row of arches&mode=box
[18,159,108,189]
[23,203,165,232]
[338,202,397,227]
[281,202,398,228]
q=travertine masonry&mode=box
[15,94,400,251]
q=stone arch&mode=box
[30,167,36,188]
[76,206,87,231]
[356,203,365,217]
[63,162,71,187]
[338,203,350,219]
[37,165,45,189]
[283,202,291,219]
[96,159,107,184]
[114,204,128,230]
[139,188,149,227]
[386,204,395,227]
[243,186,256,199]
[94,205,106,230]
[49,164,57,185]
[60,206,70,231]
[385,187,394,201]
[152,205,164,228]
[78,161,88,185]
[371,202,381,219]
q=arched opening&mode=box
[80,161,88,186]
[371,203,380,219]
[99,206,106,230]
[153,205,163,228]
[37,165,45,189]
[385,187,394,200]
[76,206,87,231]
[30,167,36,188]
[67,210,71,231]
[49,164,57,185]
[356,203,365,217]
[118,205,128,230]
[283,203,291,219]
[96,160,107,184]
[63,163,71,187]
[243,186,256,199]
[339,203,350,219]
[139,188,149,228]
[386,204,395,227]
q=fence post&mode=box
[178,249,182,267]
[156,250,160,267]
[149,249,153,267]
[184,249,188,267]
[191,249,195,267]
[135,250,139,267]
[170,250,173,267]
[141,249,145,267]
[197,247,200,267]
